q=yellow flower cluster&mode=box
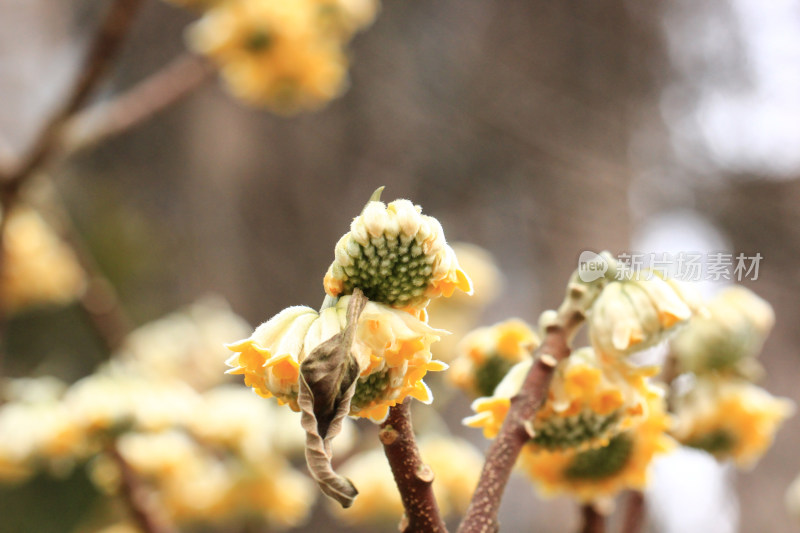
[324,198,473,313]
[671,377,794,469]
[226,295,447,421]
[450,318,538,398]
[518,391,674,504]
[0,206,86,314]
[671,286,774,376]
[588,274,699,359]
[228,191,470,422]
[464,348,660,452]
[0,300,320,529]
[333,434,483,524]
[186,0,379,112]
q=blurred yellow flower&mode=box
[464,348,660,452]
[787,472,800,524]
[0,206,85,313]
[425,243,504,361]
[518,390,674,503]
[187,0,349,112]
[226,295,446,421]
[588,274,696,359]
[313,0,380,38]
[672,377,794,469]
[112,296,251,391]
[324,198,472,311]
[450,318,538,398]
[671,286,774,376]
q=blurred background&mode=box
[1,0,799,532]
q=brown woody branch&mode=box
[108,444,179,533]
[61,54,216,155]
[456,322,575,533]
[379,400,448,533]
[580,504,605,533]
[620,491,646,533]
[0,0,144,194]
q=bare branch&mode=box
[0,0,144,193]
[580,504,605,533]
[62,54,216,155]
[620,491,646,533]
[380,400,448,533]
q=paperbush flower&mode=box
[0,206,86,313]
[112,297,251,392]
[104,429,316,528]
[187,0,348,112]
[450,318,538,398]
[671,286,774,376]
[464,348,659,452]
[672,377,794,469]
[323,198,472,312]
[314,0,380,38]
[226,295,446,421]
[588,274,697,359]
[518,390,674,503]
[787,472,800,524]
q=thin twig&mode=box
[580,504,605,533]
[456,324,573,533]
[379,400,448,533]
[62,54,216,155]
[620,491,646,533]
[0,0,144,193]
[108,444,179,533]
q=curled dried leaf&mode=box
[298,288,368,508]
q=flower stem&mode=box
[379,400,448,533]
[580,504,605,533]
[456,324,573,533]
[620,491,646,533]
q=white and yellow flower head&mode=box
[671,377,794,469]
[226,296,446,421]
[464,348,660,452]
[112,297,251,392]
[0,206,86,314]
[332,435,482,524]
[323,197,472,313]
[187,0,348,113]
[313,0,380,39]
[0,398,85,483]
[588,273,696,359]
[107,429,316,528]
[671,286,774,376]
[787,472,800,524]
[450,318,539,398]
[518,390,674,504]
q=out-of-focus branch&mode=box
[0,0,144,195]
[379,400,448,533]
[108,444,179,533]
[580,504,605,533]
[620,491,646,533]
[62,54,216,155]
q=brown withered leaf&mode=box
[298,288,367,508]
